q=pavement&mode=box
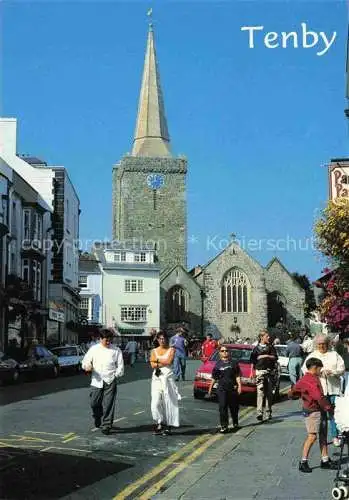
[0,361,345,500]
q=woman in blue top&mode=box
[208,346,242,433]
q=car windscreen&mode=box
[210,348,252,363]
[275,346,288,357]
[51,347,77,357]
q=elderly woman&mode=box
[302,334,345,446]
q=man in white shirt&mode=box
[82,329,124,435]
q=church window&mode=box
[221,269,249,313]
[166,286,188,322]
[121,306,147,322]
[125,279,143,292]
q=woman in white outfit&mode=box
[150,331,180,435]
[302,334,345,446]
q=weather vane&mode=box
[147,7,153,28]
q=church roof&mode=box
[131,24,171,158]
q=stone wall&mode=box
[160,265,202,335]
[264,258,305,328]
[195,243,268,341]
[112,155,187,271]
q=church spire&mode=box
[131,20,171,157]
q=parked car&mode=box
[50,345,84,372]
[275,344,289,377]
[9,345,60,380]
[0,351,20,385]
[193,343,281,400]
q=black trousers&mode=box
[217,389,239,428]
[90,379,117,429]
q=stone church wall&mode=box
[195,243,268,341]
[264,259,305,328]
[160,266,202,335]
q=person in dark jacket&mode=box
[288,357,336,473]
[286,333,304,386]
[251,330,278,421]
[208,346,242,433]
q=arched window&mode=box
[166,286,188,322]
[221,269,249,313]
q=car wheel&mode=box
[193,390,205,400]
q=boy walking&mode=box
[288,357,336,473]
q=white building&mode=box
[0,118,81,345]
[0,154,52,348]
[93,242,160,338]
[78,253,102,324]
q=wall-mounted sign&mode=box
[48,301,65,323]
[329,161,349,201]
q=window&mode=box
[22,258,29,283]
[114,251,126,262]
[121,306,147,322]
[32,261,42,301]
[125,279,143,292]
[134,252,146,263]
[221,269,249,313]
[342,175,349,185]
[33,213,42,245]
[79,275,88,288]
[23,209,31,240]
[166,286,188,322]
[11,201,17,234]
[80,298,89,319]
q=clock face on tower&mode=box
[147,173,164,190]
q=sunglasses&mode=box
[220,349,228,353]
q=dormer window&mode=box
[134,252,146,263]
[114,251,126,262]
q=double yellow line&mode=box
[114,386,290,499]
[113,406,254,500]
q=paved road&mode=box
[0,361,290,499]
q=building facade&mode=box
[93,243,160,337]
[0,118,81,345]
[78,253,102,324]
[112,25,187,271]
[0,154,52,349]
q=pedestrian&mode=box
[82,329,124,435]
[170,327,187,381]
[286,332,304,386]
[150,331,180,435]
[302,334,345,447]
[336,335,349,395]
[201,333,218,362]
[208,345,242,433]
[251,330,278,422]
[124,337,138,367]
[288,357,336,473]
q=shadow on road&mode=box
[0,363,152,406]
[0,447,132,499]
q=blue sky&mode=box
[2,1,348,280]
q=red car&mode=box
[193,343,280,400]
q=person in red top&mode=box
[201,334,218,361]
[288,357,336,473]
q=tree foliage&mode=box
[314,198,349,263]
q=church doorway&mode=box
[267,291,287,328]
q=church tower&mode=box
[112,21,187,271]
